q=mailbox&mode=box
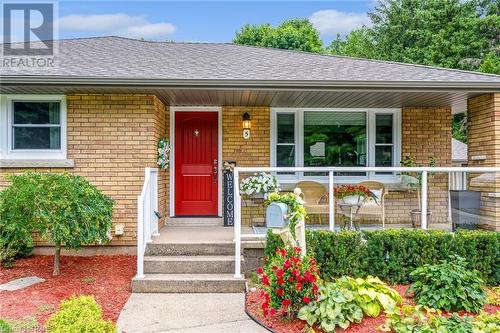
[266,202,289,228]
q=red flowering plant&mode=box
[256,246,320,319]
[333,184,372,199]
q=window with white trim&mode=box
[0,95,67,160]
[271,108,401,182]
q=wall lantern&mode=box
[242,112,251,139]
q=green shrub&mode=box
[0,172,114,275]
[45,296,116,333]
[0,319,13,333]
[408,256,487,313]
[265,229,500,284]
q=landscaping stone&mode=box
[0,276,45,291]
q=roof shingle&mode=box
[2,36,500,84]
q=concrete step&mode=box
[145,242,235,256]
[144,255,242,274]
[166,217,223,226]
[131,274,246,293]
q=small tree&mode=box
[0,173,114,275]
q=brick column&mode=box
[395,107,452,223]
[467,93,500,231]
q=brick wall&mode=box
[221,106,270,167]
[0,94,168,246]
[221,106,270,224]
[467,93,500,231]
[384,107,452,223]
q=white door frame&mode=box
[169,106,223,217]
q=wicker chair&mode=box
[295,181,329,223]
[357,181,387,228]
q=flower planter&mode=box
[342,195,363,206]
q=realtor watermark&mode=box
[2,1,58,70]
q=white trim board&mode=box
[270,107,402,183]
[169,106,223,217]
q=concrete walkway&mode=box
[117,293,268,333]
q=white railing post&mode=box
[136,194,145,278]
[421,171,428,230]
[233,168,242,278]
[151,169,159,237]
[328,171,335,231]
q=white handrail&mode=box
[232,166,500,278]
[136,167,159,279]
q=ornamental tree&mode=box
[0,172,114,275]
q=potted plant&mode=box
[401,155,436,228]
[334,184,372,206]
[240,172,280,199]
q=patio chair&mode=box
[357,181,387,228]
[295,181,329,224]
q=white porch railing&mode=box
[232,166,500,278]
[136,167,159,279]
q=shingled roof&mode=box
[2,36,500,86]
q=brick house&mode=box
[1,36,500,255]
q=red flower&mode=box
[295,282,302,291]
[256,267,263,275]
[276,269,284,277]
[303,296,311,304]
[277,276,284,285]
[294,247,301,254]
[272,265,278,271]
[312,284,318,292]
[269,308,277,316]
[261,274,270,286]
[283,260,291,269]
[287,276,294,283]
[282,299,291,308]
[304,271,316,283]
[276,288,284,297]
[279,248,286,257]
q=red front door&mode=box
[175,112,218,216]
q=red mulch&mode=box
[0,255,136,326]
[245,285,500,333]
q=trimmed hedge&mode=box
[265,229,500,285]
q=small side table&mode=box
[338,203,363,230]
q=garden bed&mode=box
[0,255,135,329]
[245,286,500,333]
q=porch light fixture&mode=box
[242,112,251,139]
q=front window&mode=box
[272,108,401,181]
[0,95,67,160]
[304,111,366,176]
[12,101,61,150]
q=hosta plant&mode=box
[298,276,401,332]
[256,247,320,318]
[380,305,474,333]
[473,311,500,333]
[408,256,487,313]
[336,276,402,317]
[298,280,364,332]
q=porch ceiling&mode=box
[0,85,486,113]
